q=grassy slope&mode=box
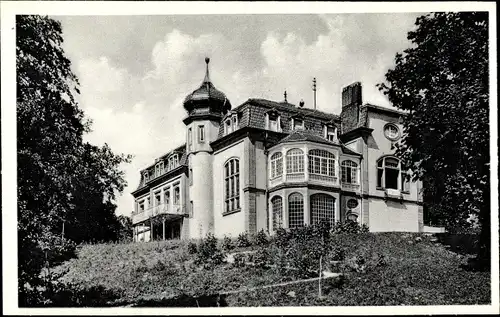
[53,233,490,306]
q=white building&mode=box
[131,58,423,242]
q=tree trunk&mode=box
[476,186,491,270]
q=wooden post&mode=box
[163,219,166,241]
[151,218,154,242]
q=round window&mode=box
[384,124,400,141]
[347,199,358,209]
[347,213,358,221]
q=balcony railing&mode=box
[132,203,187,224]
[286,173,305,182]
[341,182,360,192]
[310,173,337,183]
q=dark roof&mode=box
[217,98,340,139]
[278,130,337,145]
[183,81,229,105]
[275,130,361,156]
[362,103,407,117]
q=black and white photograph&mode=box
[1,1,498,314]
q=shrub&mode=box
[221,235,234,252]
[254,229,269,246]
[187,241,198,254]
[236,232,251,248]
[253,248,270,268]
[195,233,225,268]
[232,253,246,268]
[332,220,370,234]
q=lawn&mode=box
[51,232,490,306]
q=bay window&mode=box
[270,152,283,179]
[341,160,358,184]
[308,149,335,179]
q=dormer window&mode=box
[168,154,179,171]
[292,118,304,130]
[155,161,164,177]
[325,126,337,142]
[265,110,281,132]
[224,113,239,135]
[143,171,150,183]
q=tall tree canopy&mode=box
[17,14,132,301]
[378,12,490,267]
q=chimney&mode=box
[342,82,362,108]
[340,82,362,134]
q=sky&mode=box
[55,13,424,217]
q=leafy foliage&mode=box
[378,12,490,267]
[221,235,234,252]
[236,232,251,248]
[17,15,131,305]
[194,233,225,268]
[254,229,269,246]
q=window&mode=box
[190,200,193,217]
[143,171,149,183]
[271,196,283,230]
[155,162,164,177]
[401,170,410,192]
[270,152,283,179]
[267,113,280,132]
[326,126,336,142]
[232,115,237,127]
[310,194,335,225]
[188,128,192,150]
[224,158,240,213]
[168,155,179,170]
[154,192,161,206]
[341,160,358,184]
[225,119,232,135]
[384,124,400,141]
[308,149,335,177]
[288,192,304,229]
[189,167,193,186]
[293,118,304,130]
[347,199,359,209]
[173,185,180,205]
[377,157,400,190]
[286,149,304,174]
[139,202,145,212]
[164,189,170,210]
[198,125,205,142]
[147,197,151,209]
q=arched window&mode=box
[310,193,335,225]
[377,157,400,190]
[271,196,283,230]
[270,152,283,179]
[224,158,240,213]
[155,161,164,177]
[341,160,358,184]
[308,149,336,180]
[288,192,304,229]
[286,149,304,175]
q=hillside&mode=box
[50,232,490,307]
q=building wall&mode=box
[364,110,422,231]
[212,139,246,238]
[368,198,420,232]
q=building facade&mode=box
[131,58,424,242]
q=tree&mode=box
[378,12,490,269]
[17,15,131,305]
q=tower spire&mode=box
[203,57,211,83]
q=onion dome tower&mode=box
[183,57,232,122]
[183,57,230,239]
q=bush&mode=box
[195,233,225,268]
[332,220,369,234]
[187,241,198,254]
[232,253,246,268]
[254,229,269,246]
[236,232,251,248]
[221,235,234,252]
[253,248,270,268]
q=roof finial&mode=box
[284,90,288,103]
[313,77,317,110]
[203,57,211,83]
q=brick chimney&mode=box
[340,82,362,134]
